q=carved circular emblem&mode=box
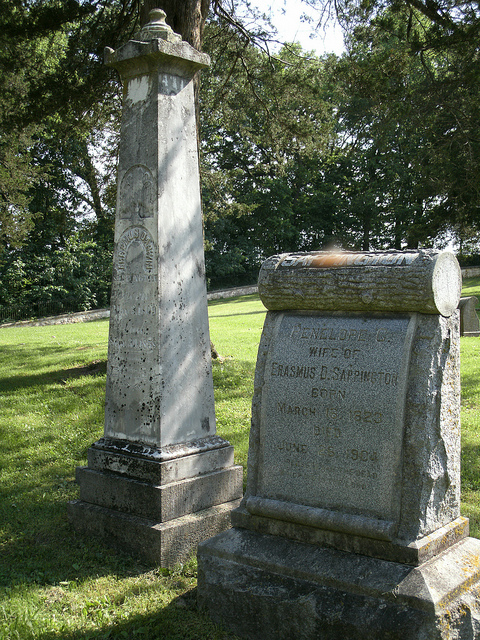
[116,226,155,272]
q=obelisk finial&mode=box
[136,7,182,43]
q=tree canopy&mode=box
[0,0,479,315]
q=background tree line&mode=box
[0,0,479,317]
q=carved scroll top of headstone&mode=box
[258,249,461,317]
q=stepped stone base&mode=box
[68,436,243,566]
[232,505,470,566]
[197,528,480,640]
[68,499,241,566]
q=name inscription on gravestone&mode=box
[259,313,415,523]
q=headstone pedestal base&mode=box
[198,527,480,640]
[232,504,470,566]
[68,436,242,566]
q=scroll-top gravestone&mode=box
[68,10,242,566]
[459,296,480,336]
[198,249,480,639]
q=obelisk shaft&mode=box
[104,20,215,448]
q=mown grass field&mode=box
[0,283,479,639]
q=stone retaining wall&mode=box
[3,271,479,329]
[0,285,259,329]
[461,266,480,278]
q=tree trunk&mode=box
[140,0,209,50]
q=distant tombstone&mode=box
[68,10,242,566]
[198,250,480,639]
[459,296,480,336]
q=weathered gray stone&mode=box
[68,500,241,567]
[75,465,242,522]
[459,296,480,336]
[198,528,480,640]
[250,313,413,534]
[87,436,235,484]
[258,249,462,316]
[231,507,468,566]
[242,308,461,558]
[103,17,213,448]
[69,10,242,566]
[198,249,479,638]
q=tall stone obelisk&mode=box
[68,10,242,566]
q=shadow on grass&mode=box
[462,368,480,408]
[211,358,253,486]
[0,432,145,589]
[461,440,480,537]
[462,441,480,491]
[212,358,254,398]
[0,368,106,462]
[210,310,265,318]
[0,501,153,589]
[61,360,107,379]
[0,353,114,590]
[0,344,247,639]
[33,589,240,640]
[0,343,107,391]
[1,534,237,639]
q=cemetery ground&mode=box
[1,285,480,640]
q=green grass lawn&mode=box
[460,275,480,304]
[209,295,266,475]
[0,286,479,639]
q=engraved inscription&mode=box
[319,366,398,385]
[290,325,370,341]
[119,165,155,219]
[278,403,317,417]
[271,363,316,378]
[258,313,414,523]
[106,222,159,441]
[111,303,156,320]
[313,424,342,438]
[309,346,362,360]
[289,323,392,343]
[311,388,345,400]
